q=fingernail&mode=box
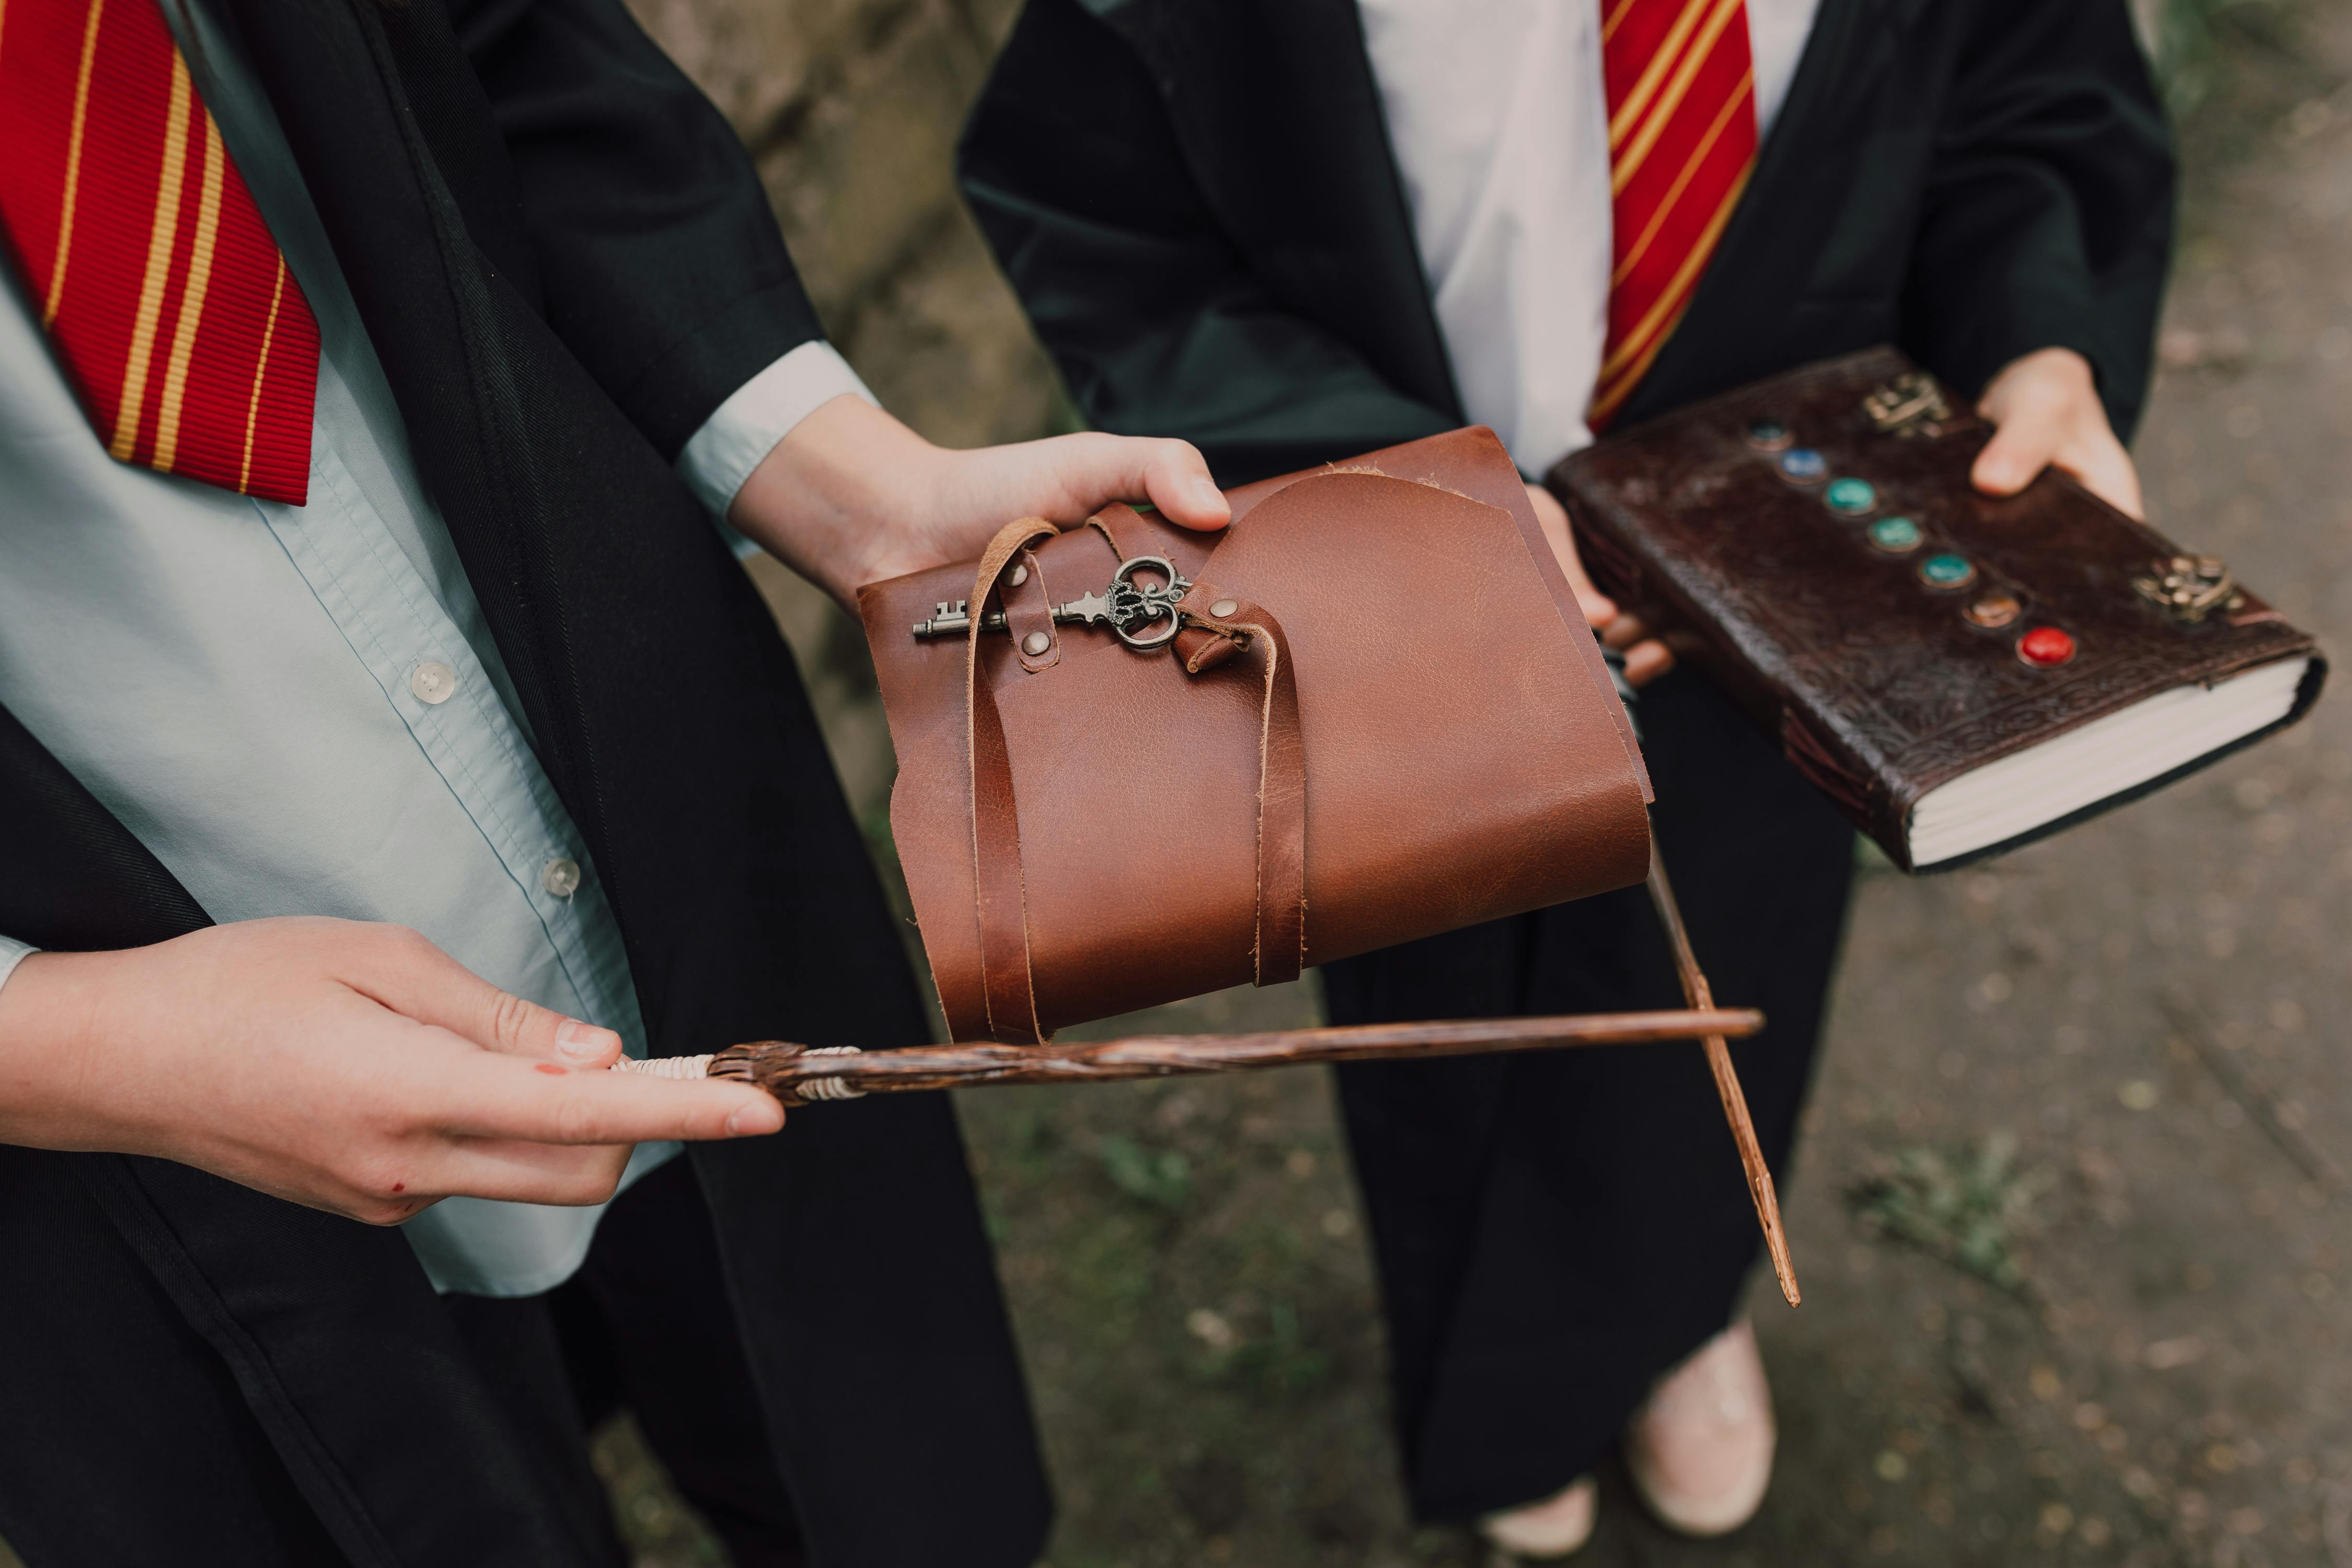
[556,1020,612,1061]
[725,1103,777,1136]
[1190,477,1227,515]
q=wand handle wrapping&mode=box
[617,1008,1761,1102]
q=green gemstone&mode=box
[1825,477,1877,515]
[1867,516,1922,552]
[1920,552,1976,587]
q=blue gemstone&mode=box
[1919,552,1977,589]
[1778,448,1828,482]
[1867,516,1922,552]
[1825,477,1877,516]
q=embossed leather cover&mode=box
[859,428,1655,1042]
[1548,347,2327,873]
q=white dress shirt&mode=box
[0,0,869,1296]
[1355,0,1822,476]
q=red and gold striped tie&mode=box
[0,0,319,504]
[1589,0,1758,431]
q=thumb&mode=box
[358,929,624,1066]
[1970,418,2056,499]
[1116,435,1231,532]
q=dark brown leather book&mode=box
[1548,347,2326,873]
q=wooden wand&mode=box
[616,1008,1760,1102]
[1645,853,1803,1308]
[616,992,1798,1304]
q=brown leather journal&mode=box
[1549,347,2327,873]
[858,428,1655,1044]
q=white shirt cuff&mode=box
[677,340,877,522]
[0,938,38,995]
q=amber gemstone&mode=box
[1963,593,2022,629]
[2017,626,2077,667]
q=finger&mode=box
[1525,483,1617,627]
[1132,437,1232,532]
[429,1053,787,1145]
[1623,639,1675,688]
[401,1138,639,1209]
[1969,416,2060,498]
[2056,435,2146,520]
[349,929,623,1066]
[1601,613,1652,651]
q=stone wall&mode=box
[619,0,1060,824]
[621,0,1053,452]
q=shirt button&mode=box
[410,661,458,705]
[541,857,582,898]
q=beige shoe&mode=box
[1623,1321,1776,1536]
[1478,1475,1598,1560]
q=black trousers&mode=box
[1321,672,1855,1521]
[0,1154,801,1567]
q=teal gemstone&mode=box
[1866,516,1922,552]
[1825,477,1877,515]
[1919,552,1978,589]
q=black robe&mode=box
[959,0,2172,1519]
[0,0,1050,1562]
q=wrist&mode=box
[728,397,948,604]
[0,949,125,1150]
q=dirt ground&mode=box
[6,7,2344,1568]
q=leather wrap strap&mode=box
[959,516,1309,1042]
[1172,582,1306,986]
[965,518,1059,1043]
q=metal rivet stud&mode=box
[1209,598,1239,618]
[541,857,582,898]
[1021,631,1051,656]
[410,661,458,705]
[1009,564,1029,586]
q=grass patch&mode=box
[1850,1132,2051,1293]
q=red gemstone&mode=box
[2018,626,2077,667]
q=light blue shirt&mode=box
[0,0,871,1295]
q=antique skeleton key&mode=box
[911,555,1195,651]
